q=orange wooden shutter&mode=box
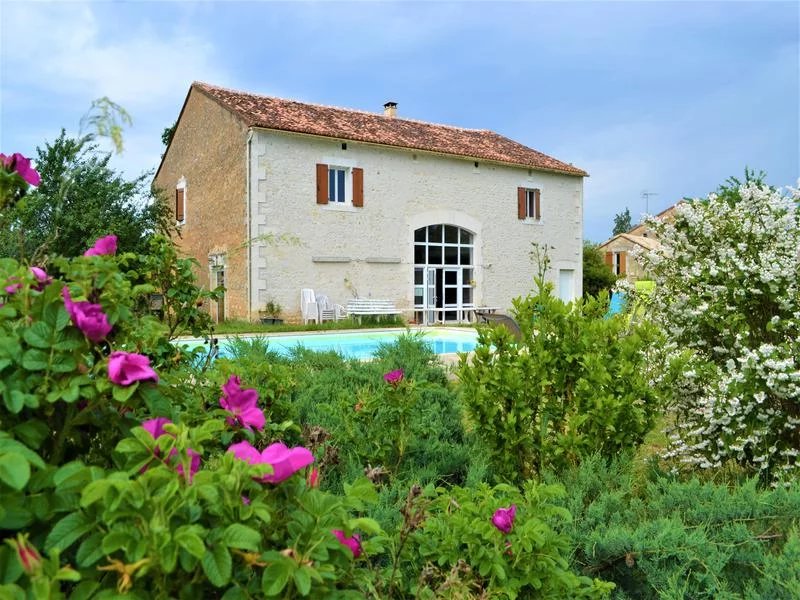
[316,163,328,204]
[517,187,526,219]
[604,252,613,267]
[619,252,627,275]
[534,188,541,220]
[175,189,185,222]
[352,168,364,207]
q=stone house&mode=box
[598,204,682,282]
[154,82,588,323]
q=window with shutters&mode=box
[175,178,187,225]
[517,187,541,221]
[316,163,364,208]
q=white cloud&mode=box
[3,1,227,111]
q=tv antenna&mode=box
[641,190,659,215]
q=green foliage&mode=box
[583,241,618,299]
[459,279,661,482]
[408,483,614,599]
[548,455,800,599]
[612,207,632,235]
[0,131,172,261]
[124,235,220,340]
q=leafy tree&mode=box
[582,241,617,299]
[161,122,176,147]
[0,131,172,262]
[641,171,800,484]
[612,207,632,234]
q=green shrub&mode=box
[459,279,661,482]
[548,456,800,599]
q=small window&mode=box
[328,167,347,203]
[517,187,541,221]
[175,178,186,224]
[525,189,541,220]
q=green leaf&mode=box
[222,523,261,551]
[0,453,30,490]
[81,480,113,508]
[292,565,312,596]
[68,581,100,600]
[262,559,293,596]
[112,382,139,403]
[0,439,45,469]
[21,349,49,371]
[12,420,49,449]
[51,354,78,373]
[45,511,94,552]
[347,517,383,535]
[23,322,54,349]
[220,587,248,600]
[174,527,206,559]
[201,544,232,588]
[76,532,105,567]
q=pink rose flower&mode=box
[84,234,118,257]
[491,504,517,534]
[332,529,362,558]
[142,417,172,440]
[383,369,404,387]
[307,467,320,489]
[30,267,52,291]
[4,278,21,295]
[62,286,112,343]
[108,351,159,386]
[228,440,314,484]
[1,153,41,187]
[219,375,265,430]
[141,417,200,482]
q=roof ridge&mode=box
[193,81,494,135]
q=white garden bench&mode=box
[346,299,402,323]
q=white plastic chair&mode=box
[301,288,318,324]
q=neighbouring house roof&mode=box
[598,233,661,252]
[190,82,587,177]
[627,202,685,236]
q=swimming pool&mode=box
[184,328,479,360]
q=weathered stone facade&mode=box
[155,83,586,323]
[154,89,249,321]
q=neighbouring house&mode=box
[154,82,588,324]
[598,203,682,282]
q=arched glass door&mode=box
[413,224,474,324]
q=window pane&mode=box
[414,268,423,284]
[460,247,472,265]
[462,287,473,303]
[429,225,442,243]
[328,170,335,201]
[463,268,473,282]
[445,225,458,243]
[445,270,457,284]
[444,245,458,265]
[428,245,442,264]
[414,287,423,304]
[414,228,426,242]
[337,169,345,202]
[414,245,426,264]
[444,288,457,304]
[460,229,473,244]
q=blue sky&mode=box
[1,0,797,242]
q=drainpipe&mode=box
[246,129,253,321]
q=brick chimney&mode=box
[383,101,397,118]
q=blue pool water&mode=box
[186,329,479,360]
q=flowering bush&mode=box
[640,173,800,484]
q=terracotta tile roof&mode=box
[599,233,662,252]
[193,82,587,177]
